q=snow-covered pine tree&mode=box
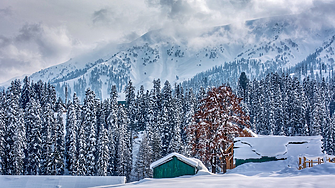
[33,80,45,106]
[76,122,87,176]
[151,128,162,162]
[281,74,291,135]
[138,85,148,132]
[311,84,323,136]
[72,93,82,126]
[20,76,32,110]
[107,86,118,176]
[181,88,195,156]
[238,72,249,103]
[160,106,170,157]
[325,114,335,155]
[249,79,260,133]
[146,89,162,161]
[267,74,276,135]
[0,98,5,175]
[5,80,26,175]
[24,98,42,175]
[116,105,132,181]
[124,81,135,177]
[167,120,182,154]
[320,79,331,149]
[269,73,284,135]
[134,132,152,181]
[47,83,57,111]
[51,106,65,175]
[256,79,268,135]
[97,127,110,176]
[153,79,162,126]
[303,76,313,135]
[40,101,55,175]
[145,90,154,143]
[65,101,78,175]
[12,109,25,175]
[125,80,136,132]
[169,83,183,153]
[291,77,307,135]
[160,80,174,156]
[82,88,97,176]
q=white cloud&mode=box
[0,23,84,83]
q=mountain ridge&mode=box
[2,14,335,100]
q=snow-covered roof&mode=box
[150,153,199,169]
[234,136,323,160]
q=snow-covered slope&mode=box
[2,15,335,100]
[95,162,335,188]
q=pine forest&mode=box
[0,71,335,181]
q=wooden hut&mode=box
[150,153,201,178]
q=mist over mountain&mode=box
[2,14,335,100]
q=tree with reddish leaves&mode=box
[188,85,250,173]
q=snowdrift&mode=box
[0,175,125,188]
[115,162,335,188]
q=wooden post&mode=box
[299,157,301,166]
[303,157,306,169]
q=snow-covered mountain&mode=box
[2,15,335,100]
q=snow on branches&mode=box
[188,85,250,173]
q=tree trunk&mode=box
[222,159,227,174]
[211,156,216,173]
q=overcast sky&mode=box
[0,0,334,83]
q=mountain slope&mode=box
[2,15,335,100]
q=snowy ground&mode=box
[107,162,335,188]
[1,161,335,188]
[0,175,125,188]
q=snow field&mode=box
[106,162,335,188]
[0,175,126,188]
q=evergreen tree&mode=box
[82,88,97,176]
[238,72,249,101]
[160,106,170,156]
[161,80,174,156]
[25,98,42,175]
[182,88,195,156]
[20,76,32,110]
[0,102,5,174]
[136,85,147,132]
[97,127,110,176]
[125,80,136,131]
[51,107,65,175]
[168,121,182,154]
[76,122,87,176]
[65,102,78,175]
[106,85,118,175]
[5,80,26,175]
[134,132,152,180]
[116,105,132,181]
[325,115,335,155]
[40,101,55,175]
[310,84,323,136]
